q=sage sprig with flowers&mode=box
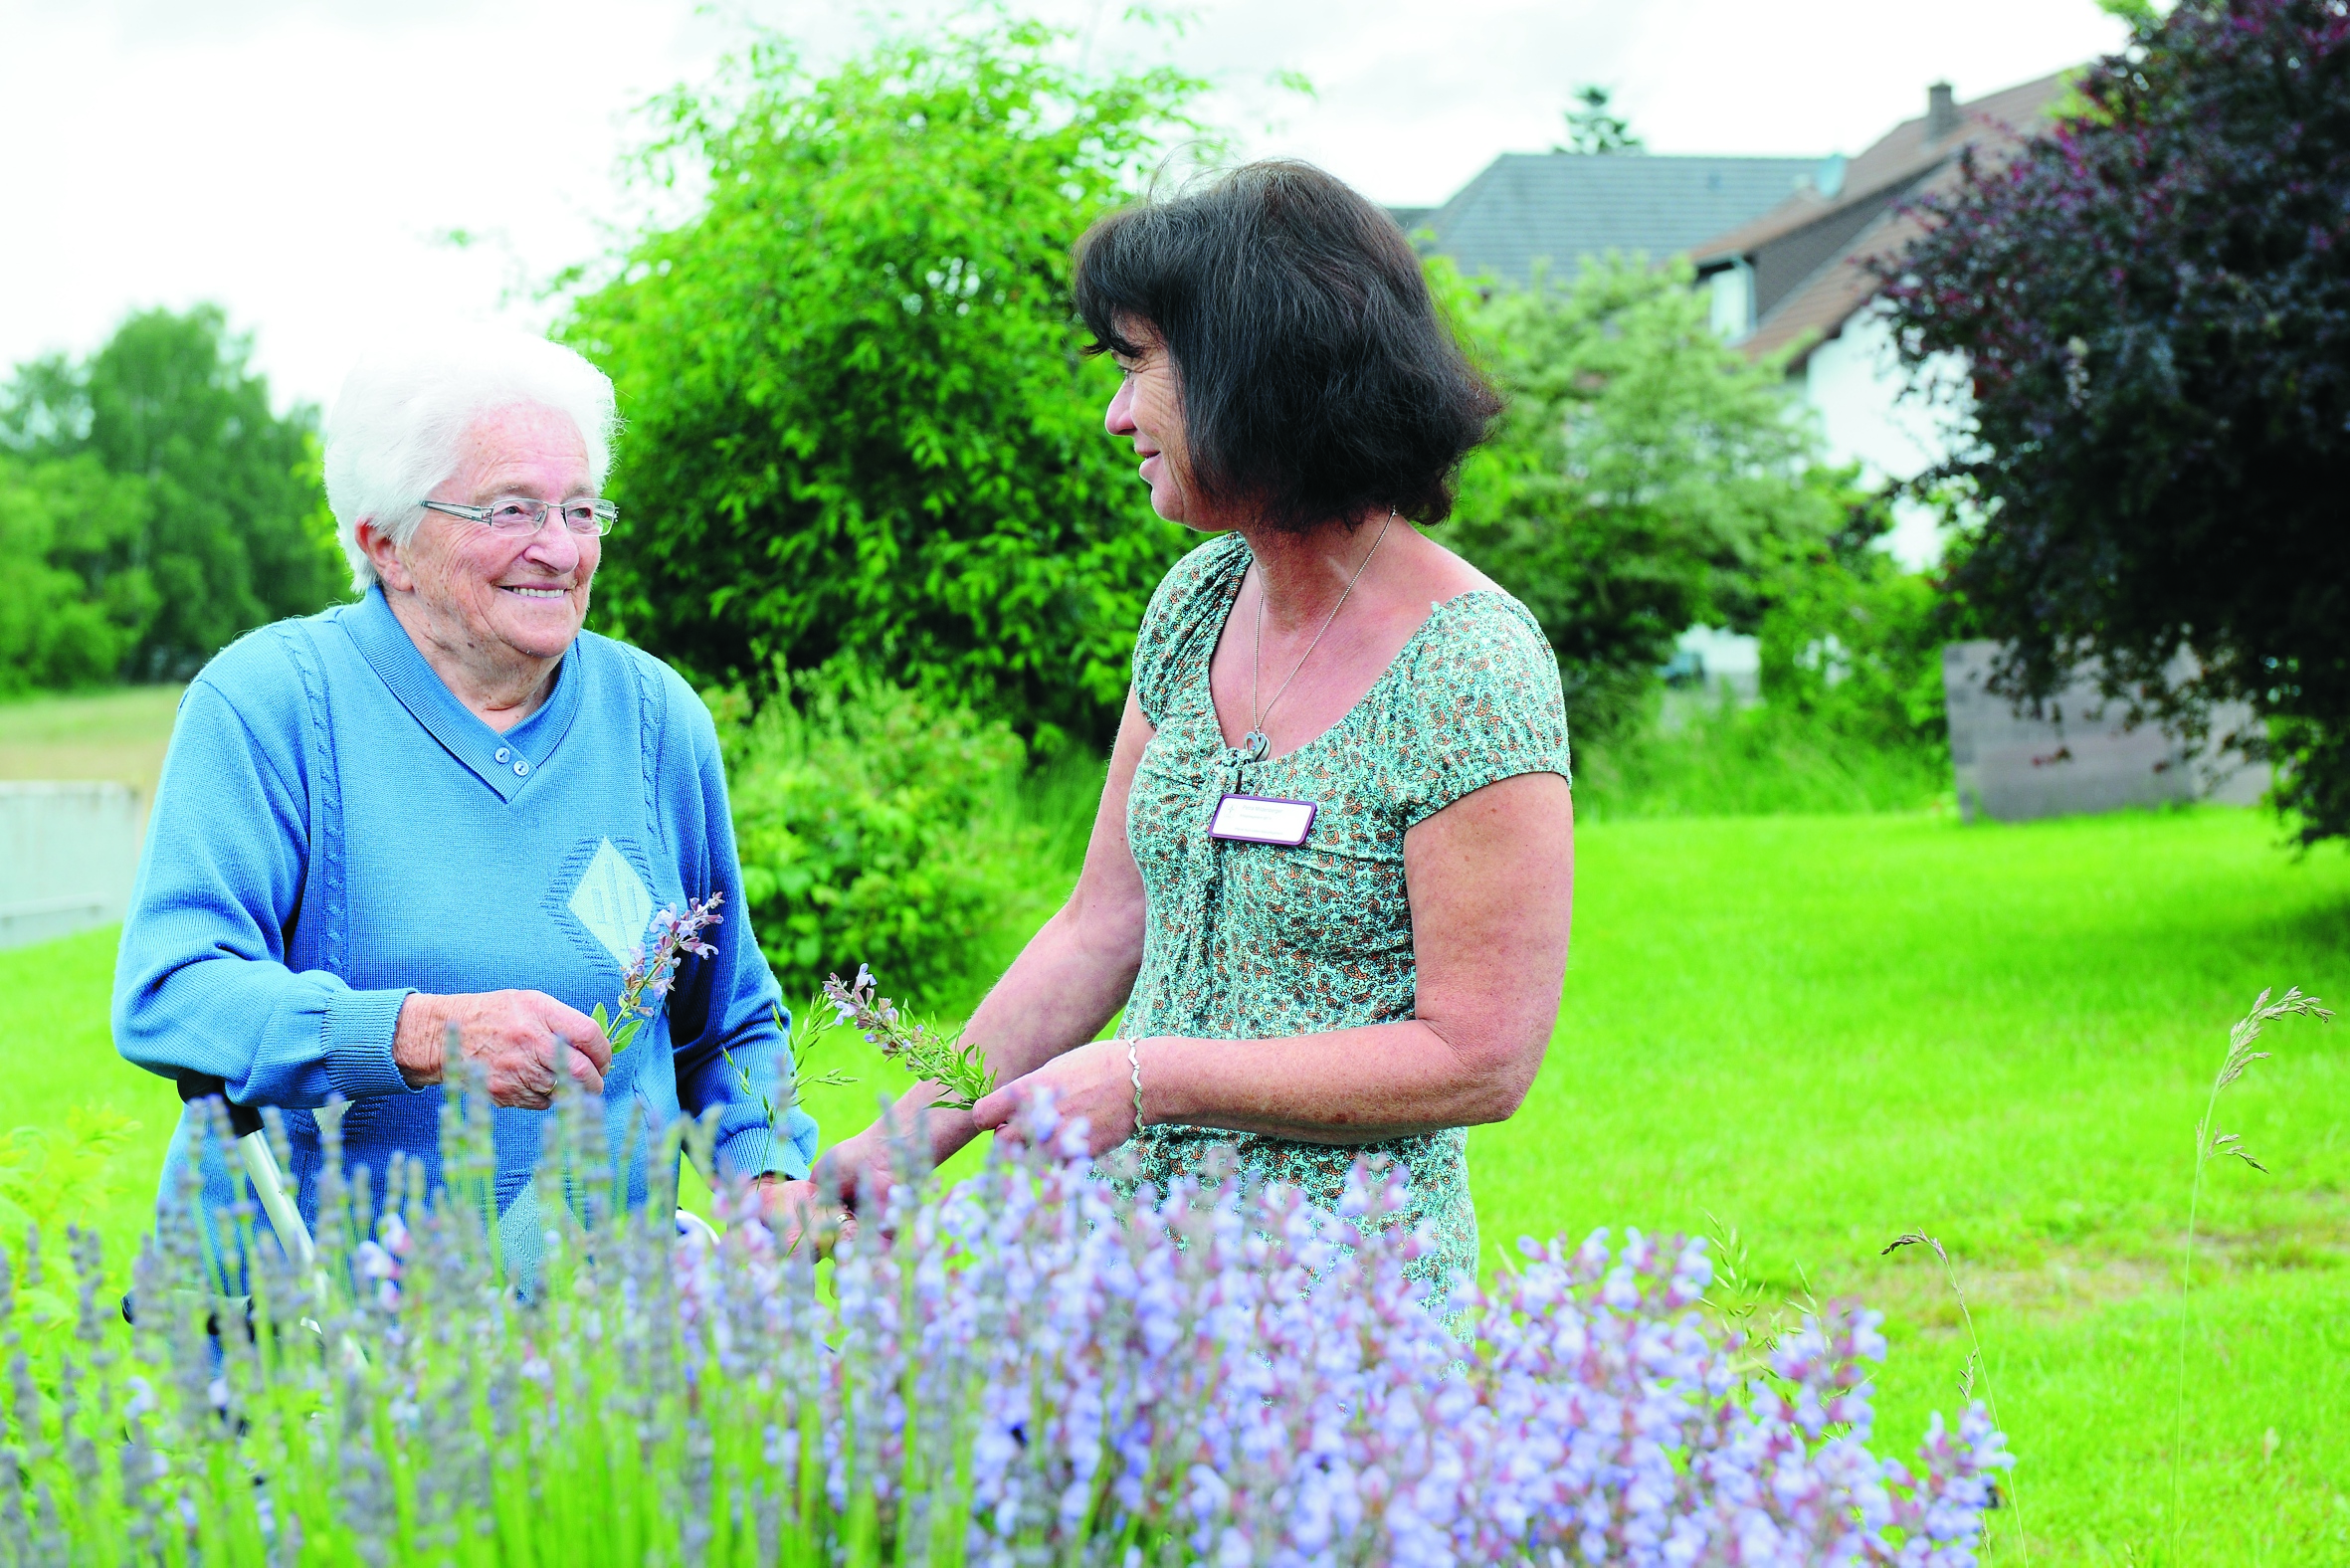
[595,892,724,1055]
[826,963,996,1110]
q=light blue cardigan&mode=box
[113,586,818,1260]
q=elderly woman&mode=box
[113,328,817,1267]
[819,162,1574,1292]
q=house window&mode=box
[1707,261,1755,341]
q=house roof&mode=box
[1691,72,2072,364]
[1406,152,1831,285]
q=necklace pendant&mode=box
[1240,729,1269,762]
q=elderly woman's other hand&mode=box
[392,990,612,1109]
[758,1177,852,1260]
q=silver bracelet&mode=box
[1127,1038,1146,1131]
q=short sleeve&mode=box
[1131,534,1247,729]
[1397,595,1572,827]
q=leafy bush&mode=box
[721,665,1034,1006]
[1568,501,1953,821]
[564,19,1199,747]
[1447,256,1847,739]
[1873,0,2350,842]
[1756,516,1949,755]
[25,1093,2008,1564]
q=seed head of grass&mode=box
[2171,984,2331,1562]
[2198,986,2331,1174]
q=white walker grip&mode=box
[178,1075,316,1269]
[237,1125,316,1270]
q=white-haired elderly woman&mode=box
[112,327,818,1271]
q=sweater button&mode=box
[513,759,530,776]
[494,747,511,763]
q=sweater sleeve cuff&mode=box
[323,987,418,1100]
[715,1125,780,1183]
[716,1110,816,1183]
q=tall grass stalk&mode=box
[1884,1229,2026,1564]
[2169,985,2330,1561]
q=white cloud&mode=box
[0,0,2129,409]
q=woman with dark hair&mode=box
[818,161,1573,1294]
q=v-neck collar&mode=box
[1195,535,1503,770]
[341,586,586,803]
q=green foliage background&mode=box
[0,305,343,686]
[718,664,1038,1004]
[1444,256,1853,739]
[563,21,1202,749]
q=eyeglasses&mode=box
[419,495,620,537]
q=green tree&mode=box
[561,19,1204,748]
[1448,256,1845,736]
[1558,85,1644,155]
[0,456,157,693]
[2,306,343,682]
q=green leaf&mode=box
[611,1019,643,1054]
[593,1001,611,1032]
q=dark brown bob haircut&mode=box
[1074,159,1501,533]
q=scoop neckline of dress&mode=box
[1197,533,1509,768]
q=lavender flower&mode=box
[594,890,724,1055]
[821,963,996,1109]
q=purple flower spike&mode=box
[600,890,726,1055]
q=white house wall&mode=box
[1802,306,1969,569]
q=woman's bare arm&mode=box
[972,770,1573,1153]
[814,690,1155,1196]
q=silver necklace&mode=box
[1244,507,1396,759]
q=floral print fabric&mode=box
[1107,531,1572,1289]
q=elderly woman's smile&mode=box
[362,400,601,726]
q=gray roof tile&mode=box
[1412,154,1828,284]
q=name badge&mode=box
[1209,794,1317,847]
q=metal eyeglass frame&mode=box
[418,495,620,537]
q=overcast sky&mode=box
[2,0,2131,411]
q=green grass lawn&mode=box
[10,804,2346,1563]
[1473,807,2350,1565]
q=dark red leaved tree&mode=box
[1876,0,2350,843]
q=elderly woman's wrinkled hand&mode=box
[393,990,612,1109]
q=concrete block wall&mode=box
[1942,642,2266,823]
[0,782,143,950]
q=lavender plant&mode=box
[594,892,724,1055]
[824,964,995,1110]
[0,1084,2008,1566]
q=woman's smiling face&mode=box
[1103,322,1207,529]
[388,401,601,667]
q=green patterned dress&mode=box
[1109,531,1572,1289]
